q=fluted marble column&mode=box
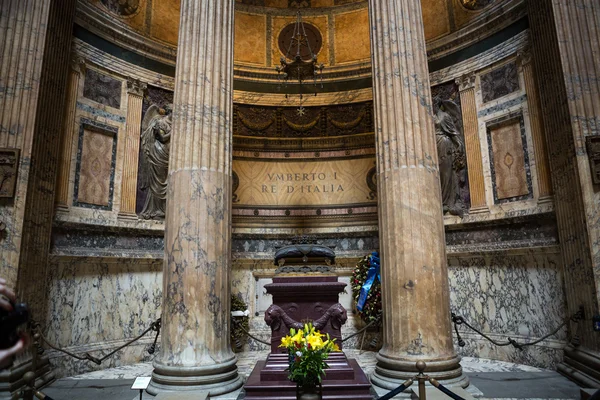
[0,0,76,397]
[368,0,467,389]
[528,0,600,387]
[518,49,552,200]
[457,73,488,212]
[147,1,243,396]
[56,58,85,209]
[119,78,146,218]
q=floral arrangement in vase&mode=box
[280,323,340,399]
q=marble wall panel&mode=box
[45,246,567,376]
[44,257,163,377]
[488,115,532,202]
[235,12,268,66]
[448,250,567,368]
[82,68,123,109]
[481,61,520,103]
[333,9,371,64]
[73,120,118,210]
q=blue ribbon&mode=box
[357,252,380,312]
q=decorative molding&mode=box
[517,47,532,68]
[71,56,87,74]
[456,73,476,92]
[126,77,147,96]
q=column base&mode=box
[370,352,469,391]
[557,345,600,388]
[147,357,244,397]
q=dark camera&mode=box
[0,302,29,349]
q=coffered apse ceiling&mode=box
[86,0,499,66]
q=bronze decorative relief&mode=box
[139,104,172,219]
[232,170,240,203]
[278,21,322,59]
[432,83,469,217]
[100,0,140,16]
[233,102,374,139]
[459,0,494,11]
[366,166,377,200]
[0,149,19,198]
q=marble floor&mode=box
[41,351,587,400]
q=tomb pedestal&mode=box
[243,276,372,400]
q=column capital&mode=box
[127,77,147,97]
[456,73,476,92]
[70,56,86,74]
[517,47,533,68]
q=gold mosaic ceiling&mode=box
[92,0,496,48]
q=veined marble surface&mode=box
[63,351,547,381]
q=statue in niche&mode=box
[100,0,140,16]
[434,97,467,217]
[460,0,494,11]
[139,104,172,219]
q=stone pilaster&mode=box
[0,0,76,398]
[55,58,85,209]
[368,0,467,389]
[457,73,488,213]
[518,49,553,201]
[528,0,600,388]
[119,78,146,218]
[147,1,243,396]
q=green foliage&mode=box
[230,294,249,352]
[280,323,339,388]
[351,255,382,325]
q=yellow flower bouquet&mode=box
[279,323,340,391]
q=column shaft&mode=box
[528,0,600,387]
[119,79,146,217]
[0,0,76,396]
[457,74,488,212]
[148,1,242,396]
[519,52,553,199]
[55,59,84,209]
[368,0,466,388]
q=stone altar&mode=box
[244,276,372,400]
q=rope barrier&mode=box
[429,378,466,400]
[451,307,583,350]
[377,378,413,400]
[31,318,161,365]
[231,317,272,346]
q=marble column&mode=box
[119,78,146,218]
[518,49,553,200]
[147,1,243,396]
[527,0,600,388]
[0,0,76,397]
[457,73,488,212]
[368,0,467,389]
[55,58,85,209]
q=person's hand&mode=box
[0,278,28,369]
[0,277,16,312]
[0,337,27,369]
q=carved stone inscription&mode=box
[232,158,376,206]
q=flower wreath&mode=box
[351,252,382,325]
